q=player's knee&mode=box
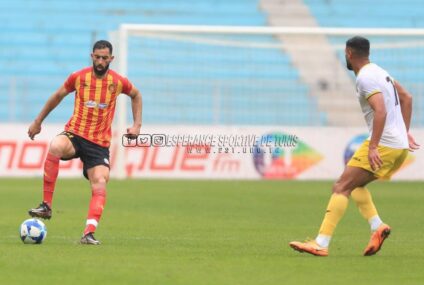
[332,182,351,196]
[49,136,73,157]
[96,174,109,184]
[91,175,108,188]
[48,141,63,157]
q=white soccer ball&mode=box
[20,218,47,244]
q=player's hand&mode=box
[368,147,383,171]
[407,132,420,152]
[28,121,41,140]
[125,125,140,140]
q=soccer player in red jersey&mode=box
[27,40,142,245]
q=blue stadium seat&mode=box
[0,0,325,125]
[304,0,424,125]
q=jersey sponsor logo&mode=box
[84,101,108,109]
[85,100,97,108]
[98,103,108,109]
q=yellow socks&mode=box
[351,187,378,219]
[315,188,383,248]
[316,194,349,248]
[351,187,383,231]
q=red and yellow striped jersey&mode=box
[63,67,133,147]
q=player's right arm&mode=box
[28,85,70,140]
[395,80,420,151]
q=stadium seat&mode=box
[0,0,324,125]
[304,0,424,125]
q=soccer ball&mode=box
[20,218,47,244]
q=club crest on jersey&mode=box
[108,83,117,93]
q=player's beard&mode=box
[93,63,110,76]
[345,55,353,70]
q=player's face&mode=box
[345,48,353,70]
[91,48,114,76]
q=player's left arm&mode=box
[394,80,412,130]
[395,80,420,151]
[367,92,386,170]
[125,86,142,139]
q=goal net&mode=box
[110,25,424,177]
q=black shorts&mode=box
[60,131,110,179]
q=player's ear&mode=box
[345,48,353,59]
[110,55,115,62]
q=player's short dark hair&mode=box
[93,40,113,54]
[346,36,370,57]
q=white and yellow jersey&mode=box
[356,63,408,149]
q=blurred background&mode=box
[1,0,424,179]
[2,0,424,126]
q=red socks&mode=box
[43,152,107,236]
[43,153,60,207]
[84,187,106,235]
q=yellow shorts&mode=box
[347,140,408,179]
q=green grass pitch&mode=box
[0,178,423,284]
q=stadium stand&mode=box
[304,0,424,126]
[0,0,324,126]
[304,0,424,28]
[3,0,424,126]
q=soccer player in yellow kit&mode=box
[289,36,419,256]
